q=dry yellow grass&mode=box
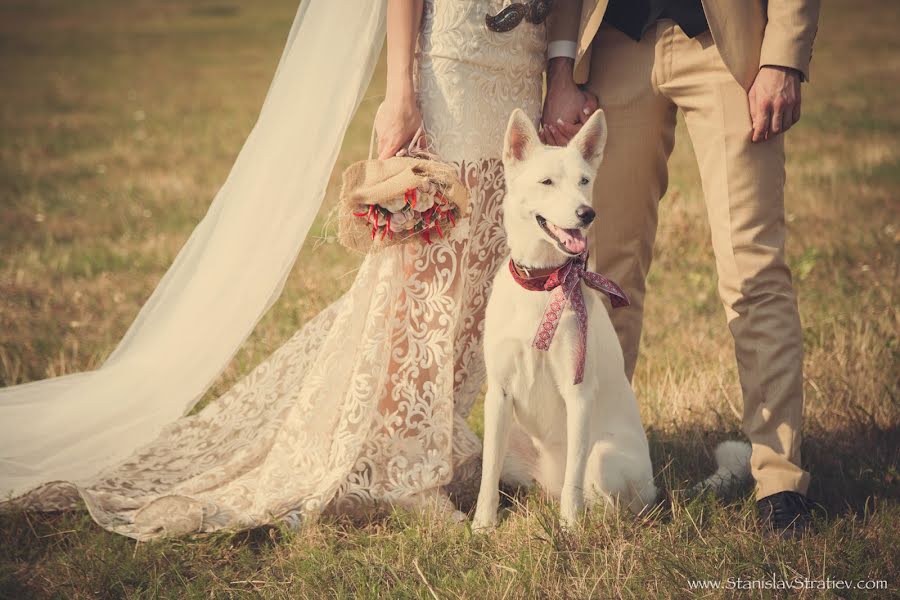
[1,0,898,598]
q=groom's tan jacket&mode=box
[549,0,821,89]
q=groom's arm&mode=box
[759,0,821,82]
[749,0,822,142]
[542,0,598,146]
[547,0,581,63]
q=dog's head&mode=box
[501,108,607,265]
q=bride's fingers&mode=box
[578,92,600,123]
[413,128,430,152]
[378,141,403,160]
[378,135,411,159]
[544,124,565,146]
[555,119,582,140]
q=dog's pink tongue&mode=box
[548,222,587,254]
[562,228,587,254]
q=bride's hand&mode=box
[374,92,423,159]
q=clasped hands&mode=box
[541,58,803,146]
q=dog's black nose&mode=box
[576,205,596,225]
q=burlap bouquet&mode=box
[337,156,469,253]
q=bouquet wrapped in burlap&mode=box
[337,156,469,253]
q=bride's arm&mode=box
[374,0,424,159]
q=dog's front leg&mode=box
[472,383,512,531]
[560,389,591,529]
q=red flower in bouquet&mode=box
[352,183,460,243]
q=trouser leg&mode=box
[665,26,810,497]
[584,25,677,380]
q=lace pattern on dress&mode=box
[9,0,545,540]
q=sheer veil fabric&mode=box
[1,3,386,501]
[2,0,546,539]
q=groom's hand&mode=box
[541,57,599,146]
[749,65,802,143]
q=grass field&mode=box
[1,0,898,597]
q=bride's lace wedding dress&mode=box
[7,1,545,540]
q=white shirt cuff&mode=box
[547,40,577,60]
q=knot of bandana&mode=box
[508,253,629,384]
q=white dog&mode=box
[473,109,750,530]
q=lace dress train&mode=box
[9,0,545,540]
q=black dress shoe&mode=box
[757,491,814,538]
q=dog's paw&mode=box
[471,514,499,533]
[559,503,584,531]
[560,494,585,530]
[559,513,583,531]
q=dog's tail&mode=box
[689,440,752,498]
[503,435,752,503]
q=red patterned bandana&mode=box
[508,253,629,384]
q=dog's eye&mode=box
[539,178,553,185]
[579,176,590,186]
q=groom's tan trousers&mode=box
[586,20,810,499]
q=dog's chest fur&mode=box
[484,266,609,443]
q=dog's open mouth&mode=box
[536,215,587,256]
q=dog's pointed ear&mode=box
[504,108,540,164]
[569,109,607,168]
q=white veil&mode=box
[1,1,387,500]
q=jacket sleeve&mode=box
[758,0,822,81]
[548,0,583,44]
